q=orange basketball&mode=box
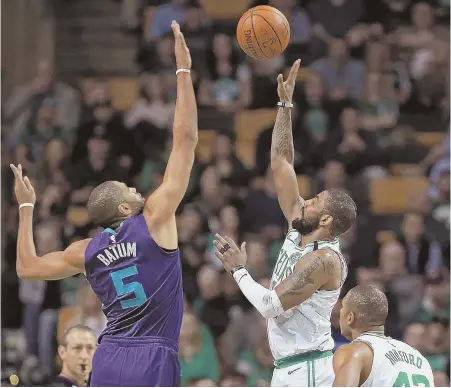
[236,6,290,60]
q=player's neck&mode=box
[353,325,385,340]
[299,231,332,248]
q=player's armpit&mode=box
[17,239,89,281]
[333,342,373,387]
[274,250,337,311]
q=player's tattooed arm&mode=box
[270,60,304,223]
[275,250,340,311]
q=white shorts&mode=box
[271,352,334,387]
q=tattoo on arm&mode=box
[271,108,294,165]
[284,255,322,296]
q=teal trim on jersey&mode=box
[274,350,332,369]
[312,359,316,387]
[104,228,117,235]
[307,360,311,386]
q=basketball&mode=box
[236,6,290,60]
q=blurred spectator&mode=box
[422,319,450,373]
[378,241,424,327]
[198,33,252,114]
[396,212,444,276]
[4,60,81,135]
[69,138,128,206]
[14,99,72,175]
[241,169,286,236]
[236,330,273,386]
[72,82,137,172]
[148,0,187,40]
[67,281,106,339]
[308,0,366,60]
[20,221,64,381]
[360,72,398,135]
[311,38,366,101]
[414,274,450,323]
[179,312,219,385]
[325,107,383,176]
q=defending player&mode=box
[333,285,434,387]
[11,20,196,387]
[213,60,357,387]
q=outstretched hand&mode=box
[171,20,191,70]
[277,59,301,103]
[10,164,36,206]
[213,234,247,274]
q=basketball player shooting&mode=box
[213,59,357,387]
[11,21,196,387]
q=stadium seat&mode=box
[235,109,276,167]
[369,177,429,214]
[200,0,253,19]
[297,175,312,199]
[108,77,139,111]
[390,164,422,176]
[415,132,446,148]
[376,230,396,245]
[143,7,156,41]
[196,130,216,163]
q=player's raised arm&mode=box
[332,342,373,387]
[270,59,303,223]
[213,234,341,318]
[144,21,197,223]
[10,164,87,281]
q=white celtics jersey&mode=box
[355,334,434,387]
[268,230,347,360]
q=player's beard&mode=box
[292,209,321,236]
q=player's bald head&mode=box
[345,285,388,327]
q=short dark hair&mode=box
[324,188,357,237]
[60,325,96,347]
[346,285,388,327]
[87,181,123,227]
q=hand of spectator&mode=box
[312,24,330,42]
[10,164,36,206]
[171,20,191,70]
[213,234,247,274]
[277,59,301,103]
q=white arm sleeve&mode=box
[232,268,284,319]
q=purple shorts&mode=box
[90,336,181,387]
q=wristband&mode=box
[176,68,191,75]
[277,101,294,108]
[230,265,246,276]
[19,203,34,210]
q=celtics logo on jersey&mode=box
[270,250,301,289]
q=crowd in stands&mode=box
[1,0,450,386]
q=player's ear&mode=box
[58,345,66,361]
[347,311,355,326]
[118,203,132,216]
[319,214,332,228]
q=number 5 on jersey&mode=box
[111,265,147,309]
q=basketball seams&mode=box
[254,14,283,51]
[252,6,291,40]
[237,13,253,54]
[250,7,270,60]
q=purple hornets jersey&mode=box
[85,214,183,344]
